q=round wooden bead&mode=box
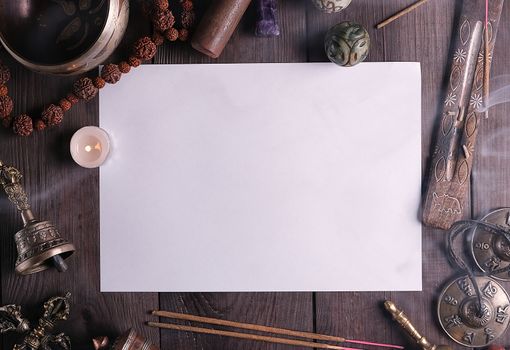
[165,28,179,42]
[154,0,169,10]
[182,0,193,11]
[128,56,141,68]
[2,115,12,128]
[34,119,47,131]
[0,63,10,85]
[312,0,352,13]
[41,104,64,126]
[59,98,72,111]
[181,10,195,29]
[118,61,131,74]
[178,29,189,41]
[133,37,157,61]
[0,95,13,117]
[324,21,370,67]
[13,114,33,136]
[74,77,98,101]
[101,64,122,84]
[66,93,79,105]
[152,31,165,46]
[152,9,175,32]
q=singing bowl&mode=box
[0,0,129,75]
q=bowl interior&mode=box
[0,0,109,65]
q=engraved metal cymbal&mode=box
[471,208,510,280]
[437,275,510,347]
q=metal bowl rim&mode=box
[0,0,127,74]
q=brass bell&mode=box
[93,329,159,350]
[0,161,75,275]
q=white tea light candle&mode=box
[70,126,110,168]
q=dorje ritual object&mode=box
[93,329,159,350]
[0,161,75,275]
[422,0,504,230]
[0,0,195,137]
[0,0,129,75]
[191,0,251,58]
[437,220,510,347]
[0,293,72,350]
[324,22,370,67]
[471,208,510,281]
[311,0,352,14]
[255,0,280,37]
[149,310,404,350]
[384,301,451,350]
[376,0,430,29]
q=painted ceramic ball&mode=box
[324,21,370,67]
[312,0,352,13]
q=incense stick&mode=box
[376,0,430,29]
[151,310,404,349]
[484,0,490,118]
[148,322,356,350]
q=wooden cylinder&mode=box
[191,0,252,58]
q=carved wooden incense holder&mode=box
[422,0,504,230]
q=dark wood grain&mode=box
[2,0,510,349]
[0,2,158,349]
[156,2,313,350]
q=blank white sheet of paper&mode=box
[99,63,422,292]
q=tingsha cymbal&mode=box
[437,275,510,347]
[471,208,510,281]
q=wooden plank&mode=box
[1,1,509,350]
[0,2,159,348]
[155,0,307,64]
[309,0,461,348]
[155,1,312,349]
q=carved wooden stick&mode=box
[422,0,504,230]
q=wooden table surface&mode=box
[1,0,510,349]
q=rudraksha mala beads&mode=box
[0,0,195,137]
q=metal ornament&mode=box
[311,0,352,13]
[93,329,159,350]
[384,300,451,350]
[437,275,510,347]
[111,329,159,350]
[0,161,75,275]
[324,21,370,67]
[0,0,129,75]
[0,293,72,350]
[471,208,510,280]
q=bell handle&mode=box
[384,301,435,350]
[0,162,31,212]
